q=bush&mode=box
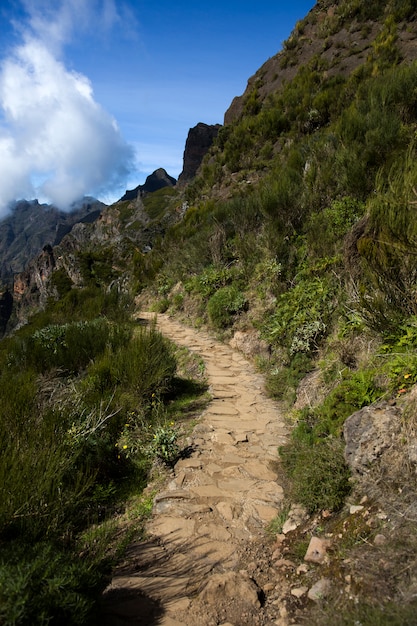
[110,325,177,401]
[9,319,132,374]
[354,150,417,332]
[265,273,337,354]
[314,368,382,437]
[266,353,313,401]
[207,285,248,329]
[280,437,351,513]
[0,404,94,539]
[306,197,365,258]
[0,541,104,626]
[149,423,180,466]
[55,286,132,324]
[186,265,235,299]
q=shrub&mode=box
[50,268,73,297]
[265,274,337,354]
[280,437,351,513]
[306,197,365,258]
[150,297,170,313]
[9,319,132,374]
[46,285,132,324]
[307,368,382,438]
[142,186,177,220]
[354,149,417,332]
[78,248,117,286]
[186,265,234,299]
[149,423,180,466]
[0,541,103,626]
[0,404,94,539]
[369,16,400,75]
[111,326,177,401]
[207,285,248,329]
[266,353,313,401]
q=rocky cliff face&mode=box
[0,198,105,285]
[13,244,56,319]
[177,122,221,185]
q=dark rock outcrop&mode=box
[177,123,221,185]
[0,287,13,336]
[120,168,176,202]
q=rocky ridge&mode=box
[224,3,417,124]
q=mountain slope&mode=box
[225,0,417,124]
[0,198,105,284]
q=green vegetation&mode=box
[313,599,417,626]
[207,285,248,329]
[143,186,178,220]
[0,286,208,624]
[281,436,351,513]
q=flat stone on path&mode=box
[101,312,288,626]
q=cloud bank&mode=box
[0,1,135,214]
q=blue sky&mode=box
[0,0,315,211]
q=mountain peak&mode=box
[119,168,176,202]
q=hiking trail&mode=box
[101,312,290,626]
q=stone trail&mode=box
[101,313,288,625]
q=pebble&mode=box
[291,586,308,598]
[373,533,387,546]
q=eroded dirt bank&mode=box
[101,313,290,626]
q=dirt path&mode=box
[101,313,289,626]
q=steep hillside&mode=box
[2,1,417,623]
[225,0,417,124]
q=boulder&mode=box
[307,578,331,602]
[229,330,270,359]
[304,536,331,564]
[343,401,401,474]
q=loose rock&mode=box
[307,578,332,602]
[304,536,331,564]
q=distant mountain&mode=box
[0,197,106,284]
[119,168,176,201]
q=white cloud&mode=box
[0,0,135,215]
